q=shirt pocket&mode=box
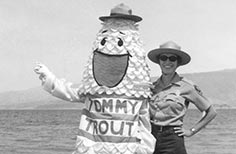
[162,94,185,117]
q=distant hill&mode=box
[182,69,236,109]
[0,69,235,109]
[0,87,84,110]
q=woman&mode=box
[147,41,217,154]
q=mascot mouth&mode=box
[93,49,130,88]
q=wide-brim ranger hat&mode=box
[148,41,191,66]
[99,3,142,22]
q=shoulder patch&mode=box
[194,85,203,95]
[182,78,204,95]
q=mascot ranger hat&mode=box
[99,3,142,22]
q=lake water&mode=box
[0,109,235,154]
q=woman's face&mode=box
[159,53,178,75]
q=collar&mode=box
[153,72,182,87]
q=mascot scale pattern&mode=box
[34,3,155,154]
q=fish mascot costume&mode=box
[34,3,155,154]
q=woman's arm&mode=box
[188,105,217,136]
[174,105,217,137]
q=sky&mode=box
[0,0,236,92]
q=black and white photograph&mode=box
[0,0,235,154]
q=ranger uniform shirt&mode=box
[150,73,211,126]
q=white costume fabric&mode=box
[36,16,155,154]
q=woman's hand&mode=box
[174,127,194,137]
[174,106,217,138]
[149,101,158,118]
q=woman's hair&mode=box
[177,56,182,65]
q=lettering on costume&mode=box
[115,99,127,113]
[89,98,142,115]
[103,99,114,113]
[111,121,124,135]
[79,98,142,137]
[84,116,134,136]
[128,100,138,114]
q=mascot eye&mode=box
[101,37,107,46]
[118,38,123,46]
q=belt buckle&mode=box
[159,126,163,132]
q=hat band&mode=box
[110,13,132,16]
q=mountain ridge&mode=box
[0,68,235,109]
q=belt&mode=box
[151,124,178,132]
